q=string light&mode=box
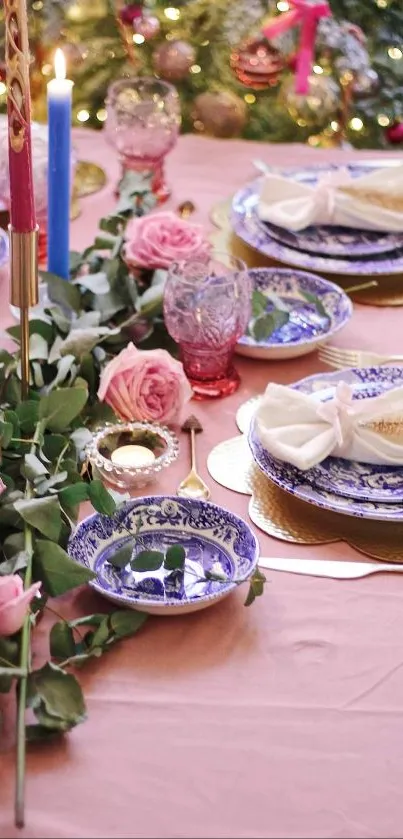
[313,65,324,74]
[388,47,402,60]
[164,7,180,21]
[377,114,390,126]
[77,109,90,122]
[190,64,201,74]
[0,82,6,96]
[376,0,387,7]
[244,94,256,104]
[41,63,52,76]
[349,116,364,131]
[330,120,340,131]
[133,33,145,44]
[96,108,107,122]
[277,1,289,10]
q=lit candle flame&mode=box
[54,48,66,81]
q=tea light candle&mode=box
[111,445,156,469]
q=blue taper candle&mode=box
[47,49,73,280]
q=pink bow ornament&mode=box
[262,0,331,94]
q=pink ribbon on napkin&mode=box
[261,0,331,94]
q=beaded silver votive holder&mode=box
[87,421,179,491]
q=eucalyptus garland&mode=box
[0,173,266,827]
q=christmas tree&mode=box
[0,0,402,148]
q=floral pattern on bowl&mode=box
[68,495,259,615]
[236,267,352,360]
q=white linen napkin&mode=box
[258,165,403,232]
[255,381,403,471]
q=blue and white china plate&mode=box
[236,267,352,360]
[259,162,401,257]
[232,160,403,276]
[68,496,259,615]
[266,221,400,258]
[248,367,403,520]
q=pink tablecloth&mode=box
[2,132,403,839]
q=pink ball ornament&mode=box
[119,3,143,26]
[153,40,196,81]
[386,121,403,145]
[135,14,160,40]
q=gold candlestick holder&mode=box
[9,227,39,399]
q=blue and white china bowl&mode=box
[248,367,403,521]
[87,422,179,491]
[236,268,352,360]
[232,161,403,276]
[68,496,259,615]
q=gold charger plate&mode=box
[207,411,403,563]
[209,198,403,307]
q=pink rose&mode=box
[0,477,6,495]
[98,342,192,423]
[124,211,211,270]
[0,575,41,637]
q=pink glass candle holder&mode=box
[163,254,251,399]
[104,76,181,203]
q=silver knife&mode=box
[258,557,403,579]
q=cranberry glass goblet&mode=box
[105,76,181,203]
[163,254,251,399]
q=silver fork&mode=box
[318,345,403,370]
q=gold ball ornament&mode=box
[230,36,284,90]
[281,74,340,128]
[192,91,247,139]
[153,40,196,81]
[66,0,108,22]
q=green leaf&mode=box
[0,421,13,448]
[59,482,89,507]
[244,568,266,607]
[88,479,117,516]
[107,540,134,569]
[252,310,290,342]
[42,434,70,463]
[39,383,88,432]
[33,540,96,596]
[4,409,20,440]
[2,531,25,558]
[88,617,110,651]
[0,671,13,692]
[43,271,82,312]
[73,271,110,295]
[300,290,329,320]
[23,453,48,481]
[25,724,63,742]
[251,289,268,317]
[109,610,148,638]
[14,496,62,542]
[27,662,87,730]
[29,333,49,361]
[16,400,40,434]
[50,622,76,660]
[130,550,165,572]
[164,544,186,571]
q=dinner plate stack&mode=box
[248,366,403,523]
[231,161,403,278]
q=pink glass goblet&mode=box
[163,254,251,399]
[105,76,181,203]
